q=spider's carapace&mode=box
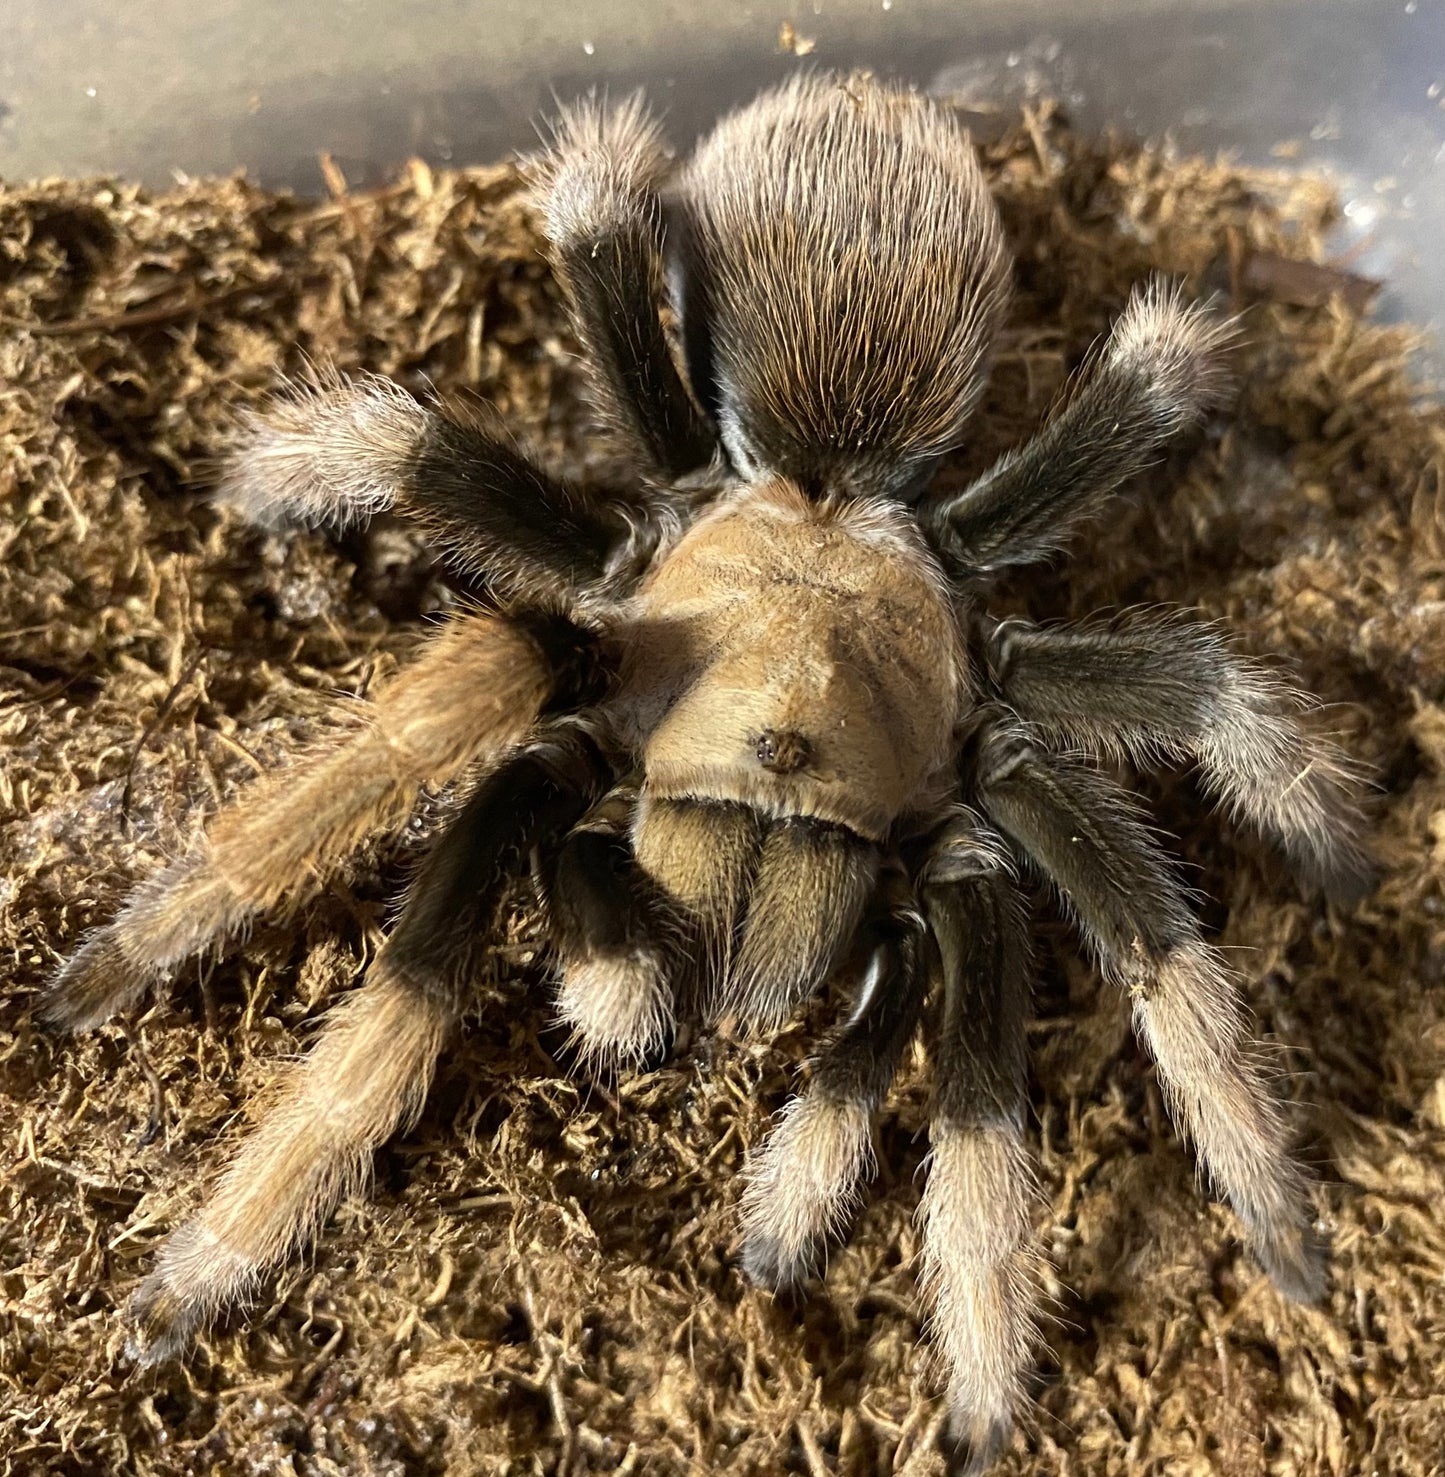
[618,478,961,840]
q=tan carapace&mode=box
[618,478,962,840]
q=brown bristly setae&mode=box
[46,611,560,1031]
[128,962,452,1362]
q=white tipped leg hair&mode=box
[538,780,676,1073]
[974,721,1327,1301]
[921,280,1235,575]
[917,817,1041,1473]
[740,865,929,1290]
[532,92,718,481]
[983,608,1374,901]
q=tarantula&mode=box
[48,74,1371,1468]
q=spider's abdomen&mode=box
[674,73,1011,497]
[616,480,962,840]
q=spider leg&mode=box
[984,609,1374,900]
[920,280,1232,574]
[917,815,1039,1474]
[972,720,1326,1301]
[631,795,764,992]
[630,800,878,1030]
[740,862,928,1290]
[126,726,610,1363]
[535,94,719,480]
[538,779,676,1072]
[46,611,598,1032]
[220,373,638,603]
[724,816,879,1032]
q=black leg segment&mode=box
[535,94,718,480]
[740,864,928,1290]
[921,281,1231,575]
[916,814,1038,1472]
[387,723,615,1013]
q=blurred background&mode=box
[3,0,1441,335]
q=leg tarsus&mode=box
[1132,942,1324,1302]
[740,866,927,1289]
[555,951,673,1075]
[1245,1165,1327,1304]
[44,925,161,1034]
[1254,1212,1330,1304]
[739,1095,874,1291]
[1296,839,1378,910]
[919,1123,1038,1437]
[943,1408,1017,1477]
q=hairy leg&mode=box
[921,280,1232,574]
[973,721,1326,1301]
[534,95,718,481]
[127,727,609,1361]
[47,611,597,1031]
[725,816,879,1032]
[220,372,640,603]
[538,779,675,1071]
[916,816,1040,1473]
[740,864,928,1289]
[631,795,764,993]
[984,609,1373,899]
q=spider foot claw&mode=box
[124,1266,208,1367]
[1254,1216,1330,1305]
[944,1403,1015,1477]
[738,1231,815,1293]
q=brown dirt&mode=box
[2,102,1443,1477]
